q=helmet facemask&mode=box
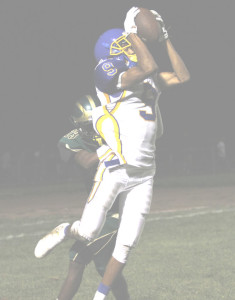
[110,35,137,63]
[71,119,102,146]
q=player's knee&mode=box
[72,248,94,265]
[112,243,132,264]
[66,261,86,281]
[70,220,92,243]
[70,242,94,265]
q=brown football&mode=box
[135,7,161,42]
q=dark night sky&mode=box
[0,0,234,160]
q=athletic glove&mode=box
[124,7,140,34]
[150,10,169,41]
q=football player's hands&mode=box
[124,7,140,34]
[150,9,169,41]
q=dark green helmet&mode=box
[70,94,100,126]
[70,94,101,142]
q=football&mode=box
[135,7,161,42]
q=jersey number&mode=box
[102,62,117,77]
[139,99,156,121]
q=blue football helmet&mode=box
[94,28,137,63]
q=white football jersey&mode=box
[92,78,163,169]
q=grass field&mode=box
[0,173,235,299]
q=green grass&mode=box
[1,206,235,299]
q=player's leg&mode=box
[111,273,130,300]
[57,261,85,300]
[56,240,89,300]
[93,175,154,299]
[57,261,130,300]
[93,214,130,300]
[58,233,116,300]
[95,255,130,300]
[70,168,125,242]
[34,168,124,258]
[115,175,153,250]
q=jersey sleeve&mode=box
[94,57,128,94]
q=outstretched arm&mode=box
[120,7,159,89]
[150,10,190,89]
[157,38,190,89]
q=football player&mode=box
[35,6,190,300]
[90,7,190,299]
[36,95,130,300]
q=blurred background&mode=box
[0,0,234,186]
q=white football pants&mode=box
[72,164,155,261]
